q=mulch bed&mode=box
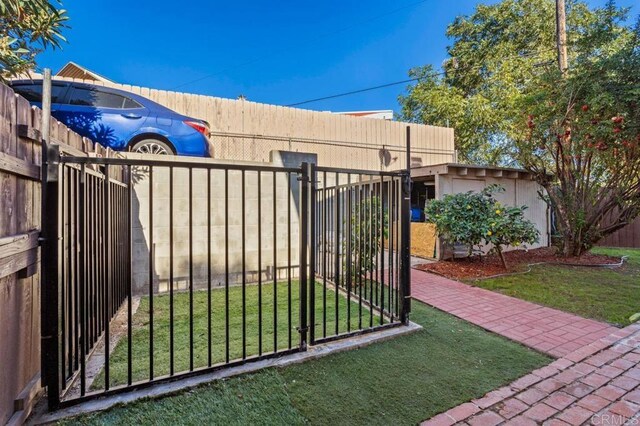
[414,247,621,280]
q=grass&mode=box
[63,300,550,425]
[94,280,388,388]
[472,247,640,326]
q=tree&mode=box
[483,205,539,269]
[515,10,640,256]
[425,185,539,267]
[398,0,618,165]
[0,0,68,80]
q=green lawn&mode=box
[472,247,640,326]
[94,281,384,389]
[63,300,549,425]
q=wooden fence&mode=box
[37,75,456,169]
[598,217,640,248]
[0,82,112,425]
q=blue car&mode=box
[9,80,212,157]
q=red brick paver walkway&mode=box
[422,322,640,425]
[411,269,617,358]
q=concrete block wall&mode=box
[130,151,316,296]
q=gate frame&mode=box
[40,132,413,411]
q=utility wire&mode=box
[285,48,556,107]
[170,0,430,90]
[286,77,422,107]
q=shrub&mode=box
[425,185,539,268]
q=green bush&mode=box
[425,185,539,268]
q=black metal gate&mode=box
[41,144,411,410]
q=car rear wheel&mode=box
[131,139,173,155]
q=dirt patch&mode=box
[414,247,621,280]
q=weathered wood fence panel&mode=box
[0,84,42,426]
[0,82,106,425]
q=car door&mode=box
[55,85,149,150]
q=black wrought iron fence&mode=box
[40,147,411,410]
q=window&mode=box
[123,97,142,109]
[68,87,128,108]
[12,83,67,103]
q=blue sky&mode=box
[39,0,636,113]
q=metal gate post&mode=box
[298,163,309,350]
[308,163,317,345]
[399,126,412,325]
[41,141,62,410]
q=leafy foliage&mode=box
[425,184,539,267]
[398,0,631,165]
[484,204,540,268]
[0,0,68,79]
[348,195,388,280]
[515,5,640,255]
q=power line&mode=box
[286,77,422,107]
[170,0,429,90]
[285,48,556,107]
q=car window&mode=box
[69,87,127,108]
[12,83,67,103]
[123,97,142,109]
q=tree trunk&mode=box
[496,246,508,269]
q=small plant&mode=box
[425,184,539,268]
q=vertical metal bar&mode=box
[298,163,309,350]
[368,182,374,328]
[226,169,231,363]
[375,180,379,309]
[147,165,153,381]
[346,174,352,332]
[287,172,292,350]
[357,182,363,329]
[169,167,174,376]
[91,175,97,348]
[189,168,194,371]
[62,166,68,379]
[258,170,262,356]
[387,177,395,322]
[379,175,385,325]
[272,171,278,352]
[395,178,401,317]
[207,168,212,367]
[240,170,245,360]
[73,169,80,373]
[400,127,412,325]
[322,171,327,338]
[41,122,62,410]
[104,165,111,390]
[79,165,86,396]
[308,164,316,344]
[333,173,340,336]
[127,166,133,386]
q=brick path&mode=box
[411,269,617,358]
[422,322,640,425]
